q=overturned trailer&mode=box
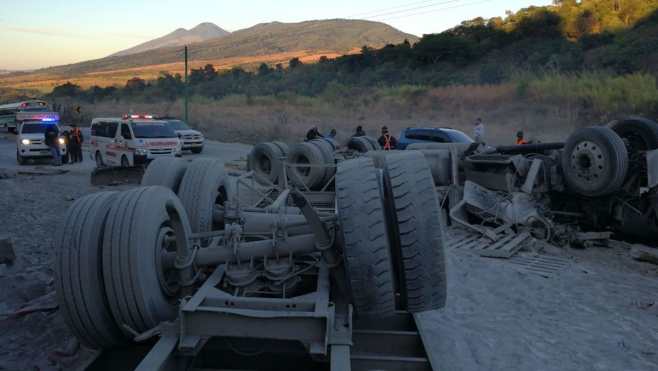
[403,117,658,246]
[56,150,446,370]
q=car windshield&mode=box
[21,123,56,134]
[130,121,176,138]
[446,130,474,143]
[166,120,190,130]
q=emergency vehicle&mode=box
[89,115,182,168]
[0,100,49,133]
[15,111,66,165]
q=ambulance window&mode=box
[121,124,132,139]
[106,122,118,138]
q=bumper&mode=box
[18,146,66,158]
[182,141,204,150]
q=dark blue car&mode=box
[397,127,473,150]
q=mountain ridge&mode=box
[109,22,230,57]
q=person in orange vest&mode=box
[70,124,84,162]
[516,130,528,145]
[378,126,398,150]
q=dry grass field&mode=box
[0,50,355,92]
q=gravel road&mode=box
[0,134,250,370]
[0,132,657,371]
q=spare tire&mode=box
[348,136,372,152]
[382,151,447,312]
[288,142,327,189]
[337,157,396,318]
[247,142,288,184]
[141,158,189,192]
[610,116,658,156]
[562,126,628,197]
[55,191,126,349]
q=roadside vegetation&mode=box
[6,0,658,144]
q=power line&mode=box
[348,0,441,18]
[376,0,492,22]
[362,0,464,20]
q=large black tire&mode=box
[363,136,381,151]
[348,136,372,153]
[308,139,336,183]
[55,191,126,349]
[178,158,227,233]
[247,142,288,184]
[610,116,658,155]
[102,187,192,334]
[383,151,447,312]
[336,157,396,318]
[141,158,189,192]
[562,126,628,197]
[288,142,327,189]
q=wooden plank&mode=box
[479,232,530,258]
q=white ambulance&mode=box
[89,115,182,168]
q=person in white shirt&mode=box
[473,117,485,143]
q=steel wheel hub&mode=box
[157,226,180,297]
[570,141,605,183]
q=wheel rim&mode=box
[570,141,605,184]
[156,225,180,298]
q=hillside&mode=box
[0,19,417,91]
[110,22,230,57]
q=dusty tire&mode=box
[248,142,287,183]
[363,136,381,151]
[610,116,658,155]
[178,158,227,233]
[383,151,447,312]
[288,142,327,189]
[337,157,396,318]
[348,136,372,153]
[102,187,192,334]
[55,191,126,349]
[16,151,25,165]
[141,158,189,192]
[309,139,335,183]
[562,126,628,197]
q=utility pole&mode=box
[184,45,189,123]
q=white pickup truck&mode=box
[15,112,66,165]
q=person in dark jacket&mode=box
[377,126,398,150]
[353,126,366,137]
[306,126,321,141]
[44,125,61,166]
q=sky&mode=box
[0,0,552,70]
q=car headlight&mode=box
[135,148,148,155]
[58,138,65,145]
[21,139,30,145]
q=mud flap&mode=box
[91,167,145,186]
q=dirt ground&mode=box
[0,133,657,371]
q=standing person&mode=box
[44,124,61,166]
[70,124,84,162]
[516,130,528,145]
[473,117,485,143]
[353,125,366,137]
[377,126,398,150]
[306,126,321,141]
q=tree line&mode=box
[49,0,658,102]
